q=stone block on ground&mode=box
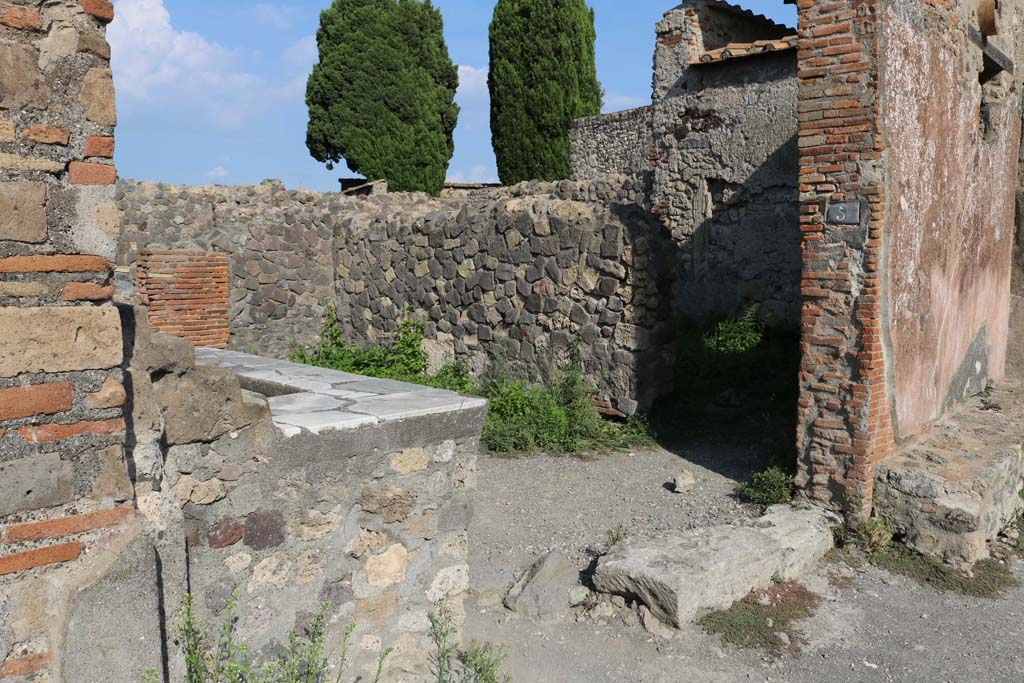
[503,551,579,619]
[874,382,1024,567]
[591,505,837,628]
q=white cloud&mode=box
[603,93,648,112]
[283,35,317,68]
[205,166,229,180]
[447,165,498,184]
[456,65,488,102]
[252,3,291,29]
[109,0,308,129]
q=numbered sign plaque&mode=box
[826,201,861,225]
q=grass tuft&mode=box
[736,467,794,507]
[294,306,653,456]
[699,582,819,657]
[870,543,1018,599]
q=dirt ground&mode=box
[465,446,1024,683]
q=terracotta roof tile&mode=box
[690,35,799,65]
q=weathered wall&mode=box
[653,1,793,101]
[116,180,336,356]
[650,52,801,325]
[0,1,149,680]
[569,106,653,179]
[1012,125,1024,378]
[884,0,1022,438]
[118,176,678,415]
[796,0,1024,519]
[794,0,891,517]
[122,310,482,682]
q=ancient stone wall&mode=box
[884,0,1023,438]
[569,106,653,179]
[1011,122,1024,378]
[117,175,679,415]
[794,0,893,518]
[650,52,801,325]
[653,1,793,101]
[0,1,145,680]
[795,0,1024,519]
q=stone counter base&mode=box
[182,348,486,681]
[874,382,1024,568]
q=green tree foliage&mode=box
[306,0,459,195]
[488,0,602,185]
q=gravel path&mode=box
[468,444,763,605]
[465,447,1024,683]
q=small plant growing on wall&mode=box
[144,595,511,683]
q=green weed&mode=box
[171,591,366,683]
[870,544,1018,598]
[290,305,473,393]
[605,523,626,549]
[699,582,819,657]
[737,467,794,507]
[160,594,508,683]
[294,308,652,456]
[428,604,510,683]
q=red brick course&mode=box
[795,0,892,520]
[60,280,114,301]
[23,125,70,145]
[17,417,125,443]
[78,0,114,22]
[0,653,52,678]
[68,161,117,186]
[0,382,74,421]
[0,542,81,576]
[136,250,231,349]
[0,254,110,274]
[0,5,42,31]
[84,135,115,158]
[3,507,134,544]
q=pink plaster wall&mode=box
[882,2,1022,440]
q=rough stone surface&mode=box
[0,43,47,110]
[503,551,579,619]
[63,532,164,683]
[0,182,47,244]
[117,176,677,415]
[0,306,122,377]
[570,107,654,179]
[0,453,75,517]
[875,382,1024,567]
[152,366,259,445]
[80,67,116,125]
[592,505,836,627]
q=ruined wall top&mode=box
[653,0,794,100]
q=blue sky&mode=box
[108,0,796,191]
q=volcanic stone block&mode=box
[0,306,122,377]
[0,43,47,110]
[0,182,46,243]
[63,533,163,683]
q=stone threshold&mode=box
[875,381,1024,567]
[195,348,488,438]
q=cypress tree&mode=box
[306,0,459,195]
[489,0,602,185]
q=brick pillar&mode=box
[136,250,231,349]
[794,0,893,521]
[0,1,136,679]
